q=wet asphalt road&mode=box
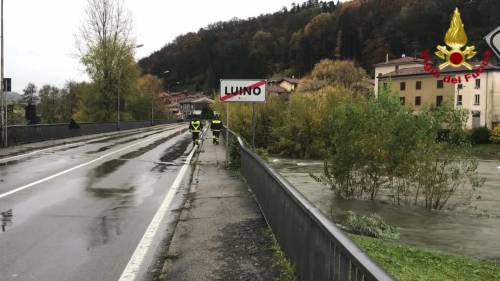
[0,124,195,281]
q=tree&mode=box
[39,85,60,123]
[303,13,336,62]
[38,84,74,123]
[297,59,368,92]
[22,83,37,105]
[77,0,139,122]
[129,74,169,121]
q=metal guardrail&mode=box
[5,120,175,146]
[223,128,394,281]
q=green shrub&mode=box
[470,127,491,144]
[255,147,269,161]
[490,126,500,144]
[227,139,241,170]
[344,211,399,240]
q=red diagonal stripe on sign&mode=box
[220,80,266,102]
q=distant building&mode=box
[159,91,206,119]
[266,84,289,99]
[278,78,300,92]
[374,56,424,97]
[374,55,500,129]
[265,77,300,100]
[180,96,214,120]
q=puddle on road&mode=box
[91,159,128,179]
[120,129,187,160]
[86,130,165,154]
[86,186,136,198]
[159,136,192,163]
[151,136,192,173]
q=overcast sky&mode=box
[4,0,306,93]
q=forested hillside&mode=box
[139,0,500,92]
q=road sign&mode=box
[220,79,266,102]
[485,27,500,59]
[2,77,10,92]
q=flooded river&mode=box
[269,158,500,262]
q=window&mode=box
[437,80,444,89]
[475,79,481,89]
[415,96,421,106]
[400,82,406,91]
[416,81,422,90]
[457,95,463,106]
[436,95,443,106]
[458,84,463,90]
[474,94,480,105]
[400,97,405,105]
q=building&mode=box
[375,56,500,129]
[278,78,300,92]
[374,56,424,97]
[266,84,289,99]
[159,91,206,120]
[180,96,215,120]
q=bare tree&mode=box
[76,0,138,121]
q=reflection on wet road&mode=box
[0,124,194,281]
[270,157,500,262]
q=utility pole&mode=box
[1,0,6,147]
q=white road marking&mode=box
[0,125,180,162]
[118,143,197,281]
[0,127,184,200]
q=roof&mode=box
[280,77,300,84]
[374,56,424,67]
[379,63,500,78]
[180,96,214,104]
[169,91,188,97]
[266,84,288,94]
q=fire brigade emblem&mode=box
[435,8,476,70]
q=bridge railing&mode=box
[6,120,176,146]
[223,127,394,281]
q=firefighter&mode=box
[189,119,203,145]
[211,115,222,145]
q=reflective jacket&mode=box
[211,119,222,131]
[189,120,202,133]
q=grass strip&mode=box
[351,234,500,281]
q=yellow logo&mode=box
[435,8,476,70]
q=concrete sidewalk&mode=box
[158,131,281,281]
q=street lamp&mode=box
[117,44,143,130]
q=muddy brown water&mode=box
[268,158,500,262]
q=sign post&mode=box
[220,79,266,164]
[252,103,256,149]
[485,27,500,59]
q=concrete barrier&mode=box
[6,120,175,146]
[224,128,394,281]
